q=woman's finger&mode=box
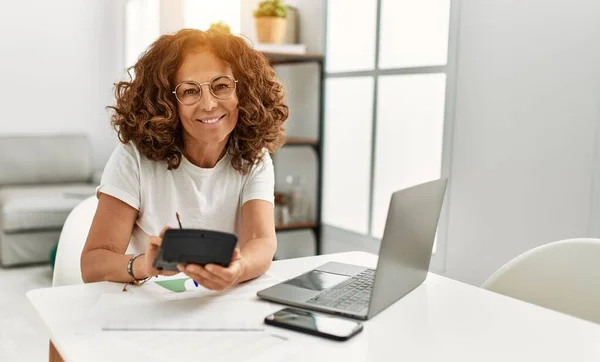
[148,235,162,247]
[190,265,229,285]
[180,264,228,286]
[158,226,171,238]
[149,226,172,248]
[190,275,224,291]
[206,260,241,282]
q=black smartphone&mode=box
[152,229,237,272]
[264,307,363,341]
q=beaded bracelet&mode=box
[127,253,145,280]
[123,253,151,292]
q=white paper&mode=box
[123,331,289,361]
[95,288,280,331]
[129,272,282,301]
[67,330,290,362]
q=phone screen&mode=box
[266,308,361,338]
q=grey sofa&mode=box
[0,134,100,267]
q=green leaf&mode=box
[253,0,288,18]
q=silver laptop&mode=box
[257,178,448,320]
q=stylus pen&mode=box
[176,212,199,288]
[176,212,183,229]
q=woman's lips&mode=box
[197,114,225,124]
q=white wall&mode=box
[444,0,600,285]
[161,0,184,34]
[0,0,125,169]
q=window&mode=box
[125,0,241,71]
[378,0,451,69]
[183,0,240,33]
[323,0,456,265]
[323,77,375,234]
[371,73,447,239]
[325,0,377,72]
[125,0,160,69]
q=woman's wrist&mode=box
[132,253,150,279]
[236,258,247,284]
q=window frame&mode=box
[322,0,461,273]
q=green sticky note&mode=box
[154,278,190,293]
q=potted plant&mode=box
[208,21,231,34]
[253,0,288,44]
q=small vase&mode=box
[255,17,287,44]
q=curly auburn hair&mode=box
[108,28,288,173]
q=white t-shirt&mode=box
[96,141,274,254]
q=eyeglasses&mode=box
[172,75,238,106]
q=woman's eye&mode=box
[183,89,198,95]
[213,84,228,90]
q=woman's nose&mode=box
[198,85,217,111]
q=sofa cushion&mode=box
[0,134,92,186]
[0,230,61,266]
[0,183,96,232]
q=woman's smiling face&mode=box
[174,50,239,146]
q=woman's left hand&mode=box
[177,248,244,291]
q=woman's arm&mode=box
[80,193,147,283]
[179,199,277,289]
[236,199,277,282]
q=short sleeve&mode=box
[242,150,275,205]
[96,142,141,210]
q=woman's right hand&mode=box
[143,226,179,277]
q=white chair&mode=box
[482,238,600,324]
[52,196,98,287]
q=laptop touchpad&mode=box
[283,270,350,291]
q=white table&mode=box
[28,251,600,362]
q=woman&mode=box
[80,28,288,291]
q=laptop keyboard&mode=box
[306,268,375,314]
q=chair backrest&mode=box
[482,238,600,324]
[52,196,98,287]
